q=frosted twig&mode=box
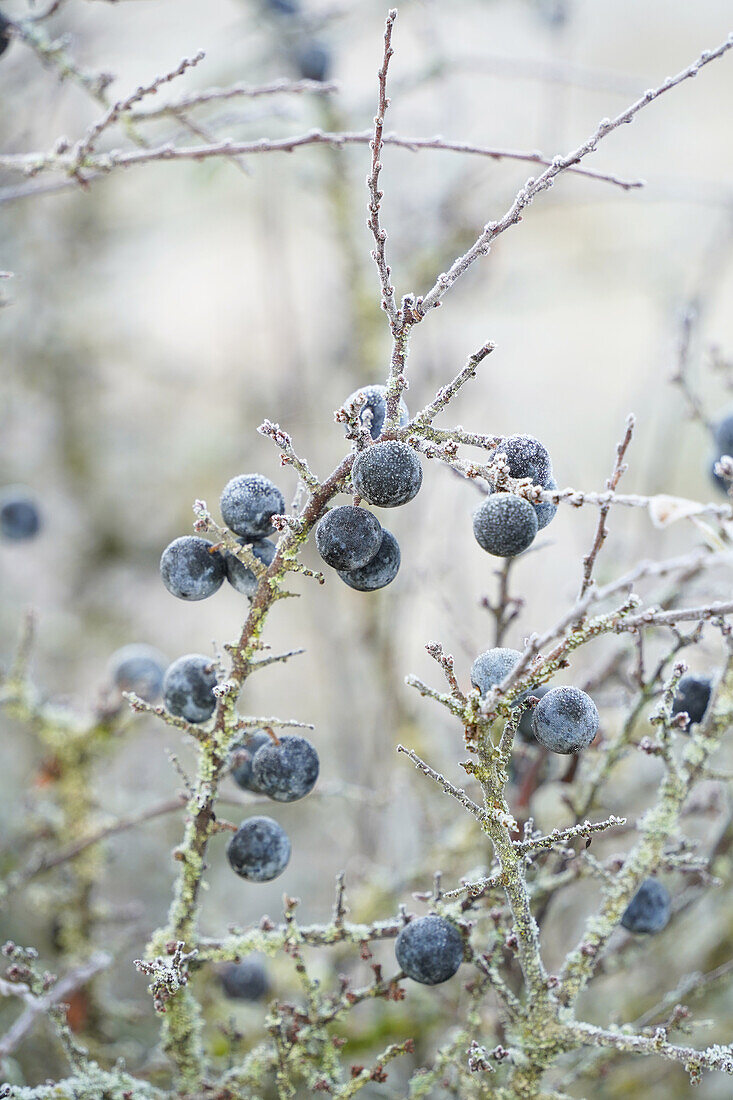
[367,9,399,328]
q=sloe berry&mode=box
[0,13,11,58]
[226,539,276,597]
[343,384,409,441]
[0,489,40,540]
[470,648,522,696]
[714,412,733,457]
[227,816,291,882]
[109,644,168,703]
[671,673,712,730]
[315,505,382,570]
[160,536,225,601]
[473,493,538,557]
[534,477,558,531]
[231,730,272,793]
[518,685,552,742]
[395,915,464,985]
[220,474,285,540]
[219,958,270,1001]
[294,40,331,82]
[620,878,671,934]
[351,441,422,508]
[338,528,400,591]
[495,435,553,486]
[251,734,319,802]
[163,654,218,724]
[531,686,599,754]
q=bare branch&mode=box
[367,9,399,327]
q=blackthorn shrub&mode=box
[395,915,464,985]
[219,958,270,1001]
[108,644,168,703]
[220,474,285,540]
[351,440,422,507]
[315,504,382,570]
[162,654,218,723]
[250,733,319,802]
[342,384,409,440]
[472,492,538,557]
[225,538,277,597]
[531,685,599,753]
[672,673,713,730]
[621,878,672,934]
[338,527,400,591]
[226,815,291,882]
[159,536,225,601]
[230,730,272,793]
[0,488,40,540]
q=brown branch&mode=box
[367,9,399,328]
[578,415,635,600]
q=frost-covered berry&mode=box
[163,654,218,724]
[294,40,331,82]
[517,685,551,742]
[351,441,422,508]
[534,477,558,531]
[227,816,291,882]
[230,730,272,793]
[160,536,225,601]
[343,384,409,441]
[226,539,277,597]
[109,644,168,703]
[315,505,382,570]
[338,528,400,591]
[531,686,599,754]
[496,435,553,487]
[472,493,538,557]
[219,958,270,1001]
[220,474,285,540]
[671,673,712,730]
[395,915,464,985]
[470,648,522,695]
[0,489,41,540]
[0,13,11,58]
[621,878,671,934]
[251,734,319,802]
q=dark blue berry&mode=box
[251,734,319,802]
[470,648,522,696]
[226,539,277,597]
[343,384,409,441]
[338,528,400,591]
[220,474,285,540]
[109,644,167,703]
[0,13,11,58]
[534,477,558,531]
[163,654,218,724]
[531,686,598,754]
[265,0,300,13]
[496,435,553,487]
[671,674,712,730]
[473,493,538,557]
[231,731,272,793]
[621,879,671,934]
[219,958,270,1001]
[395,915,464,985]
[160,536,225,601]
[0,489,40,540]
[714,413,733,457]
[351,441,422,508]
[294,40,331,82]
[315,505,382,570]
[227,816,291,882]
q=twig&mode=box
[367,9,399,328]
[578,415,635,600]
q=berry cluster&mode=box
[472,435,557,558]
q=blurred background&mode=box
[1,0,733,1095]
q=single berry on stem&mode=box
[160,536,226,601]
[219,958,270,1001]
[338,528,400,591]
[531,686,599,754]
[473,493,538,557]
[351,441,423,508]
[621,879,671,934]
[251,734,319,802]
[163,654,218,724]
[220,474,285,540]
[342,384,409,441]
[0,488,41,540]
[315,505,382,570]
[109,644,168,703]
[227,816,291,882]
[395,914,464,985]
[230,730,272,793]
